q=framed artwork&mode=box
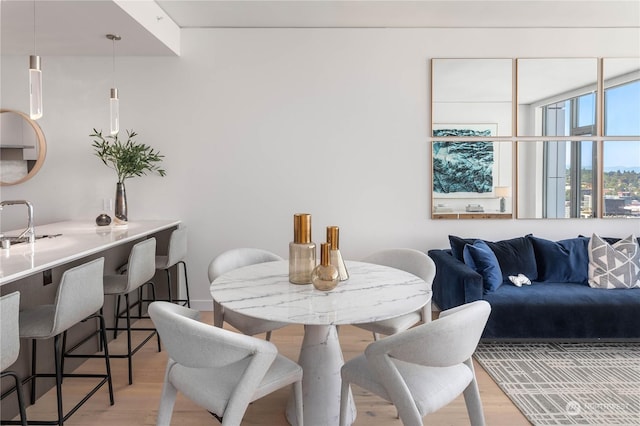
[432,124,497,197]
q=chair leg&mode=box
[462,359,486,426]
[114,294,122,339]
[265,331,272,341]
[145,282,162,352]
[30,339,37,405]
[54,335,64,426]
[97,313,115,405]
[61,330,68,383]
[125,293,134,385]
[0,371,28,426]
[156,365,178,426]
[164,269,173,303]
[178,260,191,307]
[294,380,304,426]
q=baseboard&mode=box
[189,299,214,311]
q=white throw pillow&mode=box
[588,234,640,289]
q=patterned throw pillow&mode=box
[588,234,640,289]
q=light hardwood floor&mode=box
[15,312,530,425]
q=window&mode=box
[603,80,640,217]
[542,92,596,218]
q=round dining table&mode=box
[210,260,431,426]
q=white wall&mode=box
[2,27,639,309]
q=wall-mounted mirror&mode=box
[516,59,598,218]
[0,109,46,186]
[602,58,640,218]
[517,58,598,137]
[432,58,513,136]
[431,59,514,219]
[431,57,639,219]
[516,58,640,218]
[517,140,598,219]
[432,140,513,219]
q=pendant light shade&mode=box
[107,34,121,135]
[110,88,119,135]
[29,55,43,120]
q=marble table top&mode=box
[210,260,430,326]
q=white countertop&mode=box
[0,220,180,285]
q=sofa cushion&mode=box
[450,235,537,282]
[448,235,475,261]
[483,281,640,339]
[588,234,640,289]
[528,235,589,284]
[579,235,640,247]
[463,240,502,294]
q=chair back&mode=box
[366,300,491,368]
[208,248,283,282]
[363,248,436,285]
[1,292,21,370]
[51,258,105,336]
[126,238,157,292]
[165,226,187,268]
[149,301,277,369]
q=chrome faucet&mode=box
[0,200,35,243]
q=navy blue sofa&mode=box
[427,235,640,340]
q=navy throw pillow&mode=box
[463,240,503,293]
[449,235,476,261]
[483,237,538,282]
[450,235,538,282]
[528,235,589,284]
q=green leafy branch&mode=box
[90,129,166,183]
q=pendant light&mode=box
[106,34,121,135]
[29,0,42,120]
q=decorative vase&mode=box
[289,213,316,284]
[114,182,128,224]
[311,243,339,291]
[327,226,349,281]
[95,214,111,226]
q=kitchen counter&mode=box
[0,220,180,286]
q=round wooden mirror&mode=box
[0,109,47,186]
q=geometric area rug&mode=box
[474,342,640,425]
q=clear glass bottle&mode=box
[311,243,339,291]
[289,213,316,284]
[327,226,349,281]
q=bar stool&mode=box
[0,291,27,426]
[103,238,160,385]
[154,226,190,307]
[17,258,114,426]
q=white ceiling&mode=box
[1,0,639,57]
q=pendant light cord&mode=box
[32,0,36,55]
[106,34,121,88]
[112,37,116,88]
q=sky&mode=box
[604,80,640,170]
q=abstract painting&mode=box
[432,124,497,196]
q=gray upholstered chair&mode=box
[355,248,436,340]
[18,258,114,426]
[155,226,191,307]
[340,300,491,426]
[104,237,160,384]
[148,301,303,426]
[0,291,27,426]
[208,248,288,341]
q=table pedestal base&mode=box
[286,324,356,426]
